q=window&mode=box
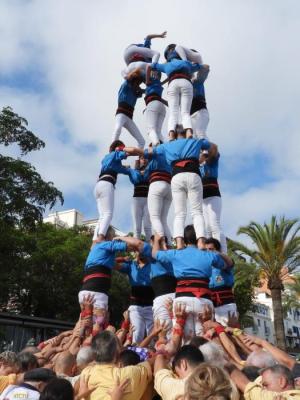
[257,319,261,327]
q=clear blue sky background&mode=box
[1,0,299,241]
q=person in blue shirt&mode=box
[114,235,176,338]
[115,249,154,344]
[191,65,210,139]
[200,149,227,253]
[126,156,152,241]
[147,44,209,137]
[93,140,129,242]
[123,31,167,77]
[124,128,217,248]
[79,227,131,335]
[112,76,145,148]
[206,238,237,327]
[152,225,229,341]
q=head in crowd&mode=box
[189,336,209,348]
[119,349,140,367]
[39,378,74,400]
[199,341,228,368]
[185,363,239,400]
[53,351,76,377]
[172,345,204,379]
[241,366,260,381]
[105,226,116,241]
[164,43,177,61]
[184,225,197,246]
[246,350,276,369]
[23,368,56,393]
[205,237,221,252]
[0,351,19,375]
[20,346,40,354]
[91,331,120,364]
[109,140,125,153]
[17,352,39,372]
[260,364,295,392]
[76,347,95,372]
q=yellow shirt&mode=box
[245,377,300,400]
[154,369,188,400]
[0,374,17,394]
[81,362,152,400]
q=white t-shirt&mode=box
[0,383,40,400]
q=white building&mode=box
[245,289,300,348]
[43,209,126,236]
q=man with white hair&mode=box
[76,347,95,373]
[246,350,276,369]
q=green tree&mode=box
[282,274,300,316]
[0,106,63,229]
[230,216,300,350]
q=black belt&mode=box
[190,96,207,115]
[171,158,200,177]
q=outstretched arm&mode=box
[124,147,145,157]
[114,236,144,252]
[145,31,167,40]
[152,233,163,258]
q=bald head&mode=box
[54,352,76,377]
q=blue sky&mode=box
[1,0,300,241]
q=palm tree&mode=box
[282,274,300,316]
[230,216,300,350]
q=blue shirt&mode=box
[118,80,142,108]
[210,267,234,289]
[155,246,225,279]
[85,240,127,270]
[134,38,151,49]
[100,151,128,175]
[193,68,209,98]
[145,138,211,165]
[126,168,143,185]
[145,75,164,97]
[120,260,152,286]
[143,153,171,179]
[199,154,219,179]
[142,243,174,279]
[151,59,202,78]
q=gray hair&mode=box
[261,364,294,387]
[76,347,95,367]
[199,342,227,367]
[0,351,18,366]
[246,350,276,369]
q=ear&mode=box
[279,376,287,389]
[181,359,188,371]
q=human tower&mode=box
[79,32,236,344]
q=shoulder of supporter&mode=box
[154,368,186,400]
[243,376,300,400]
[0,374,17,393]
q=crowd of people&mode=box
[1,33,300,399]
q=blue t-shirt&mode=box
[151,59,202,77]
[199,154,220,179]
[145,75,163,97]
[85,240,127,270]
[142,243,174,279]
[120,260,152,286]
[100,151,128,175]
[145,138,211,166]
[193,68,209,98]
[210,267,234,289]
[143,153,171,179]
[155,246,225,279]
[118,80,142,108]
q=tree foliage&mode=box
[0,106,63,229]
[230,216,300,349]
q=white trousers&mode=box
[203,196,227,253]
[191,108,210,139]
[78,290,108,310]
[214,303,238,326]
[167,79,193,132]
[171,173,205,239]
[153,293,175,335]
[124,45,160,65]
[132,197,152,241]
[93,180,114,240]
[129,305,154,344]
[112,113,145,149]
[175,45,203,64]
[173,296,213,340]
[145,100,166,145]
[148,181,172,243]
